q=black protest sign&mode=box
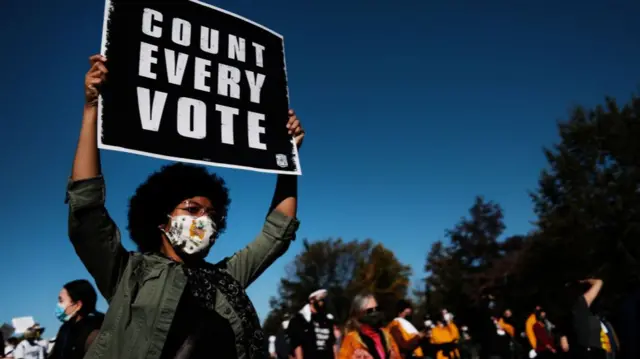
[98,0,300,174]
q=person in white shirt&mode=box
[4,337,19,358]
[12,326,47,359]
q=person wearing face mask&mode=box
[338,293,401,359]
[429,311,460,359]
[387,300,426,359]
[288,290,337,359]
[48,280,104,359]
[67,55,304,359]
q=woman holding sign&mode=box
[66,54,305,359]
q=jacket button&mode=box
[225,308,231,315]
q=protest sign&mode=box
[11,317,34,334]
[98,0,300,174]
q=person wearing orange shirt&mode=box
[386,300,425,359]
[429,311,460,359]
[525,306,542,358]
[339,293,401,359]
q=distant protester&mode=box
[386,299,425,359]
[338,293,401,359]
[48,279,105,359]
[288,289,337,359]
[564,279,607,359]
[13,326,47,359]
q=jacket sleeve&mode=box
[525,315,537,349]
[383,329,402,359]
[338,332,360,359]
[225,209,299,288]
[66,176,129,302]
[533,323,553,350]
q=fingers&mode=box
[286,109,303,136]
[86,58,109,86]
[95,61,108,74]
[287,119,301,135]
[88,61,108,76]
[89,54,107,65]
[86,77,103,86]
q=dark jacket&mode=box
[49,313,105,359]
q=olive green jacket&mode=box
[65,176,299,359]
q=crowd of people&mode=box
[0,54,634,359]
[267,279,619,359]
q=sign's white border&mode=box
[97,0,302,175]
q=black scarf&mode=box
[184,260,266,359]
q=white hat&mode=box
[309,289,328,300]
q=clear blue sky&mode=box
[1,0,638,338]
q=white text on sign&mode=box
[135,8,268,150]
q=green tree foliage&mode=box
[423,197,511,321]
[263,238,412,334]
[527,95,640,309]
[420,95,640,324]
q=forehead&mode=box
[363,297,377,310]
[59,288,70,300]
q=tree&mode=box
[530,95,640,306]
[264,238,412,330]
[422,197,519,324]
[349,243,413,322]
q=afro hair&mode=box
[127,162,231,252]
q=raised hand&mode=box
[85,54,108,106]
[286,109,305,149]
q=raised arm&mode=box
[581,278,603,307]
[225,111,304,288]
[66,54,129,301]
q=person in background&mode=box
[339,293,401,359]
[564,279,607,359]
[532,310,556,359]
[387,299,425,359]
[420,316,436,359]
[599,314,619,359]
[275,314,293,359]
[4,337,20,358]
[48,280,105,359]
[67,54,304,359]
[288,289,337,359]
[269,336,278,358]
[526,305,543,359]
[497,309,519,359]
[26,325,47,355]
[13,326,47,359]
[497,309,515,338]
[429,311,460,359]
[458,326,477,359]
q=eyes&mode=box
[364,306,379,314]
[177,201,217,218]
